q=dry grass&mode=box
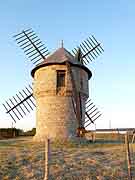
[0,136,135,180]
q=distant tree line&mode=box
[0,128,36,139]
[22,128,36,136]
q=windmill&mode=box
[3,29,103,141]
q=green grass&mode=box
[0,136,135,179]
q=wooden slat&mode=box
[66,61,82,128]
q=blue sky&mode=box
[0,0,135,130]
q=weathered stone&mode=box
[31,48,91,142]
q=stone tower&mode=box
[31,47,92,141]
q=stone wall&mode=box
[33,64,89,141]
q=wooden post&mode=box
[125,132,132,180]
[44,138,50,180]
[131,133,135,144]
[117,128,120,142]
[66,62,82,129]
[94,123,96,142]
[13,128,16,138]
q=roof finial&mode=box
[61,40,64,48]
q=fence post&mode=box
[93,123,96,142]
[125,132,132,180]
[132,133,135,144]
[44,138,50,180]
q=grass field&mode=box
[0,136,135,180]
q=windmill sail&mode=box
[72,35,104,65]
[84,98,102,128]
[13,29,49,65]
[3,85,35,122]
[4,31,103,128]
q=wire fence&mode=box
[0,134,135,180]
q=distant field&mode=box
[0,136,135,180]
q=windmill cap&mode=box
[31,47,92,79]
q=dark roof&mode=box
[31,47,92,79]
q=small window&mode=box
[57,70,66,88]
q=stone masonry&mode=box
[31,48,91,141]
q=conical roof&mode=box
[31,47,92,79]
